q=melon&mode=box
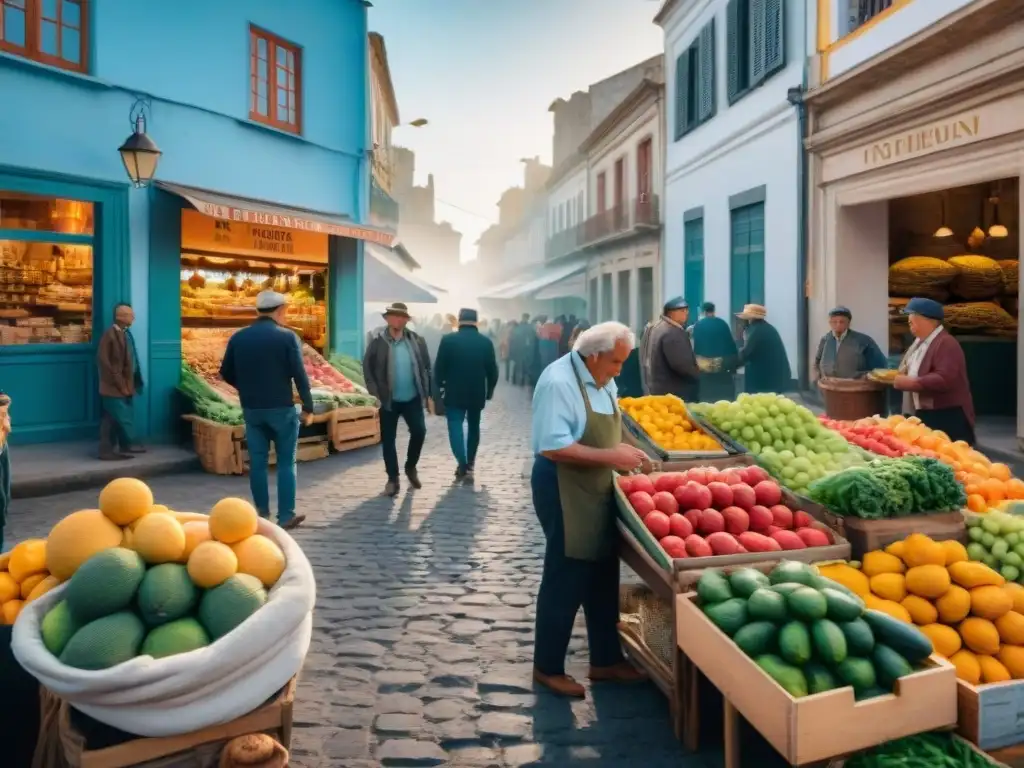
[137,563,198,627]
[132,513,186,564]
[41,600,81,656]
[187,541,238,588]
[232,535,286,588]
[98,478,154,526]
[59,611,146,670]
[46,509,124,581]
[198,574,267,639]
[209,498,259,544]
[141,617,210,659]
[64,547,146,622]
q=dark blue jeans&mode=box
[531,456,624,676]
[243,406,299,524]
[446,407,481,468]
[379,397,427,480]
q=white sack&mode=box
[12,518,315,737]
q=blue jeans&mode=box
[243,407,299,524]
[446,407,481,469]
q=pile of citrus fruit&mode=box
[619,395,722,453]
[0,540,60,625]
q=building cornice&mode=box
[368,32,400,125]
[578,79,662,157]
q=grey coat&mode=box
[641,316,700,402]
[362,327,432,411]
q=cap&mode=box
[663,296,688,313]
[255,290,287,311]
[829,306,852,319]
[902,297,944,320]
[701,301,715,313]
[457,308,478,325]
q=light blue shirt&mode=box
[390,338,417,403]
[531,352,619,455]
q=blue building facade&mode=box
[0,0,381,445]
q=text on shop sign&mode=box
[863,115,980,167]
[212,221,295,255]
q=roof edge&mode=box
[368,32,401,125]
[578,79,662,156]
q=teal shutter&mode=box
[763,0,786,77]
[747,204,766,305]
[684,219,705,311]
[730,204,766,318]
[674,52,689,140]
[749,0,767,85]
[698,20,716,123]
[726,0,742,103]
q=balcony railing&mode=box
[545,224,583,261]
[544,195,660,260]
[849,0,893,32]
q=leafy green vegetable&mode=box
[845,731,998,768]
[328,354,366,387]
[178,363,244,426]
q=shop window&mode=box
[726,0,785,105]
[0,191,95,345]
[638,266,654,331]
[601,273,613,323]
[617,270,631,326]
[684,217,705,312]
[0,0,88,73]
[674,19,715,141]
[729,202,765,329]
[249,25,302,134]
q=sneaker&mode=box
[280,515,306,531]
[99,453,131,461]
[454,464,469,482]
[405,468,422,490]
[384,479,400,497]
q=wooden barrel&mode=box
[818,377,888,421]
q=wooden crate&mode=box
[329,406,380,453]
[182,415,245,476]
[958,677,1024,751]
[45,678,295,768]
[675,592,958,766]
[815,510,967,559]
[241,434,329,469]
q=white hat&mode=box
[255,290,287,311]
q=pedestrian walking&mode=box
[529,321,648,698]
[734,304,792,394]
[363,302,433,497]
[434,308,499,481]
[640,297,700,402]
[96,303,145,460]
[220,291,314,529]
[499,320,516,382]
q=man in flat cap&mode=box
[641,296,700,402]
[813,306,888,382]
[220,290,314,529]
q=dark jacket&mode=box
[363,327,432,411]
[641,316,700,401]
[97,325,136,398]
[898,329,975,425]
[814,328,887,380]
[737,320,792,394]
[691,316,738,362]
[434,326,499,411]
[219,317,313,412]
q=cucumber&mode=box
[862,609,933,665]
[872,643,914,688]
[756,654,808,698]
[820,587,865,623]
[697,570,733,605]
[837,657,877,692]
[811,619,848,665]
[733,621,778,658]
[840,618,875,657]
[769,561,819,587]
[747,588,788,623]
[704,598,748,637]
[729,568,770,598]
[786,587,828,622]
[854,686,891,701]
[771,583,805,598]
[779,621,812,665]
[803,662,840,694]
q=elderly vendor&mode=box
[814,306,887,381]
[893,297,976,445]
[530,321,649,698]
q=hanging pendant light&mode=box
[933,194,953,238]
[989,192,1009,238]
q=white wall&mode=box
[660,0,807,371]
[588,101,660,215]
[586,238,660,329]
[547,165,587,236]
[827,0,975,79]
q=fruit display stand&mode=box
[621,411,733,462]
[181,415,246,476]
[814,510,968,560]
[34,677,295,768]
[958,676,1024,753]
[675,592,958,766]
[329,405,381,453]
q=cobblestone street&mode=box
[5,386,721,767]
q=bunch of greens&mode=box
[846,732,998,768]
[328,354,366,387]
[178,363,244,426]
[311,389,378,409]
[808,455,966,518]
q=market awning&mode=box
[480,260,588,300]
[365,244,442,304]
[534,270,586,301]
[156,181,397,247]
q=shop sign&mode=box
[863,115,980,168]
[181,210,329,263]
[188,201,395,247]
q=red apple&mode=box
[684,534,713,558]
[771,530,807,550]
[721,506,750,535]
[770,504,794,529]
[737,531,782,552]
[730,484,757,511]
[617,475,635,494]
[707,482,734,509]
[629,492,656,517]
[744,465,770,484]
[683,508,704,531]
[645,511,671,539]
[631,475,656,495]
[660,535,688,559]
[748,505,773,531]
[673,481,703,510]
[707,532,743,556]
[753,480,783,507]
[796,527,831,548]
[793,510,813,529]
[690,483,713,510]
[698,508,725,535]
[668,513,694,539]
[652,491,679,516]
[686,468,711,485]
[656,473,687,493]
[763,525,782,536]
[719,470,744,485]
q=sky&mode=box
[368,0,663,264]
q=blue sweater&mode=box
[220,317,314,412]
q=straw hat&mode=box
[736,304,768,320]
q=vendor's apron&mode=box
[555,363,621,561]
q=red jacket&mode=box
[901,331,975,425]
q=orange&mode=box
[181,521,213,561]
[2,599,23,625]
[968,494,988,514]
[0,573,18,603]
[45,509,124,581]
[971,463,991,480]
[132,512,186,564]
[18,572,47,600]
[982,479,1006,504]
[1006,479,1024,500]
[990,463,1012,482]
[232,534,286,588]
[98,477,154,526]
[8,539,47,583]
[209,498,259,544]
[187,541,238,588]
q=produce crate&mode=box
[329,406,380,453]
[181,415,245,476]
[958,677,1024,751]
[621,406,731,462]
[675,592,958,766]
[240,434,330,468]
[814,510,967,560]
[38,678,295,768]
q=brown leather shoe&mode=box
[533,669,586,698]
[588,661,648,683]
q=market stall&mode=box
[0,478,312,766]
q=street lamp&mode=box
[118,99,162,188]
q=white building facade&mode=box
[656,0,812,381]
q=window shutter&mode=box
[698,20,716,122]
[725,0,741,103]
[749,0,767,85]
[763,0,786,76]
[674,52,689,140]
